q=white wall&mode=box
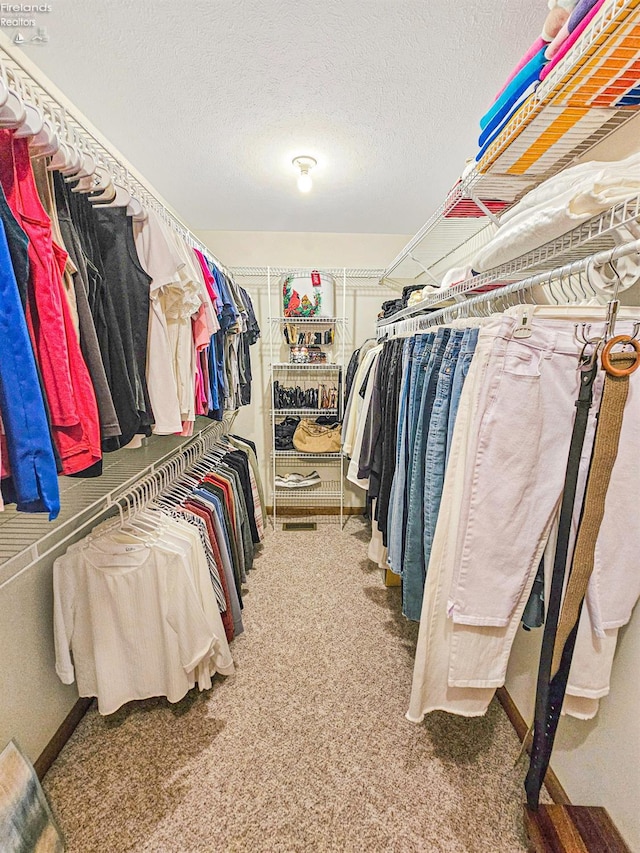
[196,231,412,270]
[505,620,640,848]
[197,231,408,509]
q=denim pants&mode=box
[402,327,451,621]
[390,332,435,574]
[422,330,465,591]
[446,327,479,468]
[387,337,415,572]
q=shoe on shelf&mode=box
[275,471,321,489]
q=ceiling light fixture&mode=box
[292,156,317,193]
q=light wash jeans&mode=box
[387,334,432,575]
[422,331,464,590]
[446,327,479,468]
[403,327,451,621]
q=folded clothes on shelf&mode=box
[274,471,321,489]
[472,150,640,272]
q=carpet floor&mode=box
[43,517,542,853]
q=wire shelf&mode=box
[377,236,640,339]
[272,363,342,371]
[0,415,235,585]
[273,451,343,460]
[270,316,346,325]
[232,267,385,279]
[272,408,339,417]
[478,0,640,179]
[273,480,343,501]
[381,0,640,286]
[377,194,640,327]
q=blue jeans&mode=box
[446,327,479,468]
[387,334,434,573]
[402,327,451,620]
[421,330,465,591]
[387,337,415,572]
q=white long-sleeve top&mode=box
[53,539,229,715]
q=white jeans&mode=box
[407,316,635,722]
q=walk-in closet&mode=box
[0,3,639,851]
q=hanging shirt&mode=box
[0,131,102,477]
[133,210,184,435]
[53,537,232,715]
[93,205,153,435]
[0,214,59,518]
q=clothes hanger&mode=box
[79,158,112,196]
[46,110,76,171]
[87,155,118,202]
[0,75,26,129]
[123,170,147,220]
[29,114,60,157]
[13,81,43,138]
[0,60,10,109]
[92,164,131,207]
[520,254,639,320]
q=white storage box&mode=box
[281,270,336,318]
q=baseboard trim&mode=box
[34,697,92,780]
[496,687,570,806]
[266,506,366,517]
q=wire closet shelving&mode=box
[381,0,640,288]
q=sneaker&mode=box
[275,471,321,488]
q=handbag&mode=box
[293,418,342,454]
[274,416,300,450]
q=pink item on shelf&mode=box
[542,6,570,41]
[494,37,547,101]
[545,21,570,59]
[540,0,607,79]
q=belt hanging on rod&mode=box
[525,340,640,808]
[524,351,598,809]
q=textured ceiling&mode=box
[27,0,540,233]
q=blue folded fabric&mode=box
[475,99,530,162]
[617,83,640,106]
[478,47,548,147]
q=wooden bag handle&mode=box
[601,335,640,377]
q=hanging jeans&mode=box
[446,327,479,466]
[385,338,413,560]
[403,327,451,621]
[387,336,422,574]
[391,334,435,573]
[422,330,465,588]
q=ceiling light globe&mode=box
[297,172,313,193]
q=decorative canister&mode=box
[281,270,336,318]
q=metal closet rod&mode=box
[113,411,238,523]
[0,34,229,276]
[0,414,237,594]
[377,237,640,336]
